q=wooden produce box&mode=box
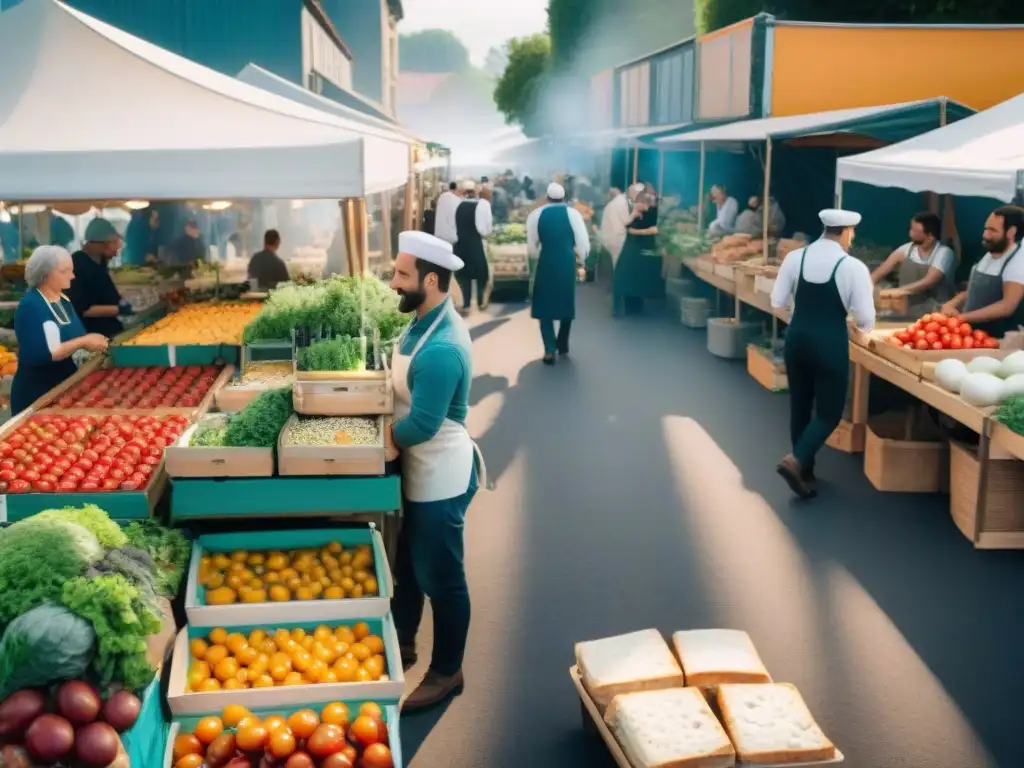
[695,256,715,274]
[754,274,776,295]
[293,369,393,417]
[163,702,403,768]
[949,441,1024,549]
[278,415,386,477]
[165,420,274,479]
[863,412,945,493]
[569,666,844,768]
[166,615,405,715]
[184,527,393,625]
[827,420,866,454]
[747,345,787,392]
[870,332,1012,376]
[713,262,737,281]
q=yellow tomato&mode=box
[204,645,229,666]
[189,638,209,660]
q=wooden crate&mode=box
[949,441,1024,549]
[747,344,787,392]
[827,420,866,454]
[164,421,274,478]
[871,332,1011,376]
[863,412,945,492]
[277,415,386,476]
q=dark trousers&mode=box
[539,319,572,354]
[393,483,477,676]
[456,268,489,309]
[785,340,849,469]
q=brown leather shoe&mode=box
[777,454,816,499]
[402,669,464,712]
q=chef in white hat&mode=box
[526,182,591,363]
[386,230,486,710]
[452,179,494,314]
[770,209,875,499]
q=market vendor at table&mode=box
[939,206,1024,336]
[12,246,109,415]
[871,212,957,316]
[771,209,876,499]
[385,230,486,712]
[67,218,130,338]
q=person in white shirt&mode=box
[707,184,738,239]
[452,180,494,313]
[599,185,635,269]
[940,205,1024,338]
[434,182,461,246]
[872,211,957,315]
[770,209,875,499]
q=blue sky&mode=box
[400,0,548,65]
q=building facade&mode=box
[320,0,402,116]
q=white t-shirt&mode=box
[896,242,956,275]
[972,245,1024,284]
[770,238,876,331]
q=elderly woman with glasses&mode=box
[11,246,108,415]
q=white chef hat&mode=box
[547,182,566,201]
[398,231,464,271]
[461,179,477,192]
[818,208,862,228]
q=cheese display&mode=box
[671,629,771,687]
[717,683,836,765]
[604,687,735,768]
[575,629,684,709]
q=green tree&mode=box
[697,0,1024,34]
[399,29,471,73]
[493,34,552,137]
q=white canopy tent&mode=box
[836,93,1024,202]
[0,0,410,200]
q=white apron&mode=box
[392,300,487,503]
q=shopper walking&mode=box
[770,209,875,498]
[386,231,486,712]
[526,182,590,364]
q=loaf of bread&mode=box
[605,687,736,768]
[716,683,836,764]
[671,630,771,688]
[575,629,684,710]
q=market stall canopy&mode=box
[236,64,421,145]
[655,99,974,147]
[0,0,410,200]
[836,93,1024,202]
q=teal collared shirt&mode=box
[391,300,472,449]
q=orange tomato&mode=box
[363,656,385,680]
[361,743,394,768]
[175,755,204,768]
[349,643,371,662]
[204,645,229,665]
[286,709,320,740]
[236,722,269,752]
[196,678,221,692]
[173,734,203,761]
[285,751,316,768]
[263,715,287,733]
[305,659,328,683]
[283,671,305,686]
[349,715,382,747]
[235,644,259,666]
[213,657,240,682]
[362,636,385,655]
[208,628,228,645]
[268,727,297,759]
[252,674,275,688]
[352,622,371,641]
[193,717,224,745]
[359,702,383,720]
[189,638,209,660]
[321,701,351,727]
[306,724,346,758]
[333,657,359,682]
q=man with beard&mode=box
[385,230,485,712]
[872,211,957,317]
[67,218,130,338]
[940,206,1024,337]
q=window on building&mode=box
[618,63,650,128]
[652,47,694,125]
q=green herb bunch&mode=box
[223,386,293,448]
[297,336,365,372]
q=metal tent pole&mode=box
[696,142,706,229]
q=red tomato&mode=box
[963,336,975,349]
[136,464,154,477]
[19,470,39,483]
[915,339,930,350]
[39,474,58,485]
[120,481,140,491]
[79,480,99,491]
[958,323,972,335]
[931,341,943,350]
[924,331,938,344]
[65,467,86,480]
[102,478,120,491]
[973,330,988,342]
[8,479,30,493]
[950,334,964,349]
[33,480,53,492]
[924,321,941,333]
[983,337,1000,348]
[914,330,928,341]
[889,337,904,347]
[143,456,161,467]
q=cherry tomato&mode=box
[361,743,394,768]
[962,336,975,349]
[915,339,930,350]
[958,322,972,335]
[950,334,963,349]
[924,331,939,344]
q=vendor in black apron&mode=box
[770,209,876,499]
[939,206,1024,337]
[872,211,957,317]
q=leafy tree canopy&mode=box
[493,33,552,137]
[399,28,471,73]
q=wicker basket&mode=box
[949,441,1024,548]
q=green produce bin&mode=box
[163,702,403,767]
[169,476,401,521]
[5,477,165,521]
[184,526,393,625]
[111,342,240,367]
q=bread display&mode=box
[605,687,736,768]
[716,683,836,764]
[575,629,685,709]
[672,629,771,688]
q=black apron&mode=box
[453,201,488,282]
[784,248,851,470]
[897,244,956,316]
[963,244,1024,337]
